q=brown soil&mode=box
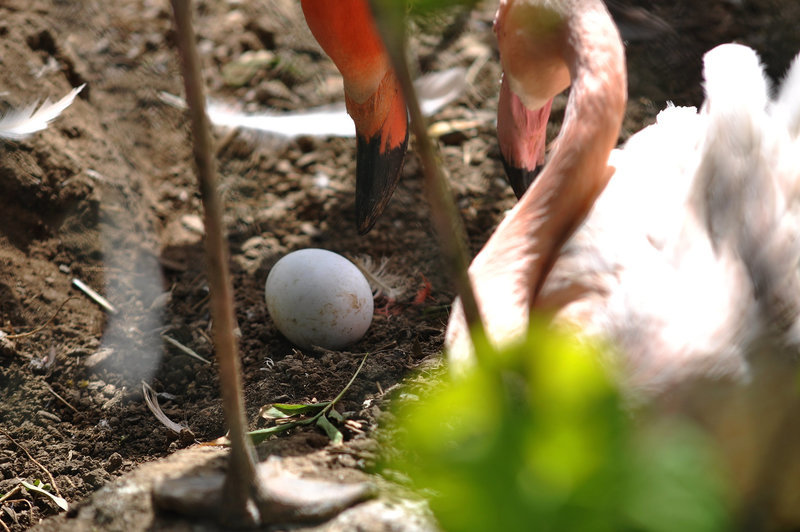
[1,1,798,530]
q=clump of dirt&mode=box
[1,1,798,530]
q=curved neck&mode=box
[300,0,389,102]
[491,0,627,303]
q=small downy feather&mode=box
[0,84,85,141]
[350,255,411,301]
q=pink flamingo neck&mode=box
[482,0,627,306]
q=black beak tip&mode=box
[500,155,544,199]
[355,130,409,235]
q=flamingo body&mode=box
[540,44,800,391]
[446,0,800,522]
[447,0,800,390]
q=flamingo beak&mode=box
[496,74,552,199]
[301,0,408,234]
[346,71,409,234]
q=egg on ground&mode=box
[265,248,374,350]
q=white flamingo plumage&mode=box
[445,0,800,523]
[447,0,800,397]
[540,43,800,393]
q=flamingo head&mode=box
[497,75,552,198]
[494,0,572,198]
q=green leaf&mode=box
[21,480,69,512]
[259,406,291,420]
[273,402,330,414]
[260,402,330,420]
[251,353,368,445]
[373,0,479,16]
[409,0,479,14]
[328,408,344,423]
[623,420,730,532]
[316,415,343,445]
[248,423,301,445]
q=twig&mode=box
[8,498,33,515]
[44,384,78,414]
[2,297,77,339]
[162,334,211,365]
[0,515,9,532]
[71,279,117,314]
[0,429,61,497]
[190,292,211,313]
[0,484,21,504]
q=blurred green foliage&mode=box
[379,323,730,531]
[373,0,479,16]
[371,0,479,33]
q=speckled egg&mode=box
[265,249,373,349]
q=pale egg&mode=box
[265,249,374,350]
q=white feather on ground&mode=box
[0,84,85,141]
[160,68,468,139]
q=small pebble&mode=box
[105,452,123,473]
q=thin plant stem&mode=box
[319,352,370,419]
[368,1,488,357]
[169,0,259,521]
[2,297,78,339]
[0,429,61,497]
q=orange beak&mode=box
[301,0,408,234]
[496,74,552,199]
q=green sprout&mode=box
[21,479,69,512]
[247,352,369,445]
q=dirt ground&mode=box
[1,0,799,530]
